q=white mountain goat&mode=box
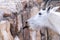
[27,6,60,30]
[25,1,60,40]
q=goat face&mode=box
[27,6,60,30]
[27,8,50,30]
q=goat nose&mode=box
[25,21,28,24]
[25,21,29,26]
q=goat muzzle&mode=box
[23,21,29,29]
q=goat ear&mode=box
[51,6,60,11]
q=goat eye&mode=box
[39,13,42,15]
